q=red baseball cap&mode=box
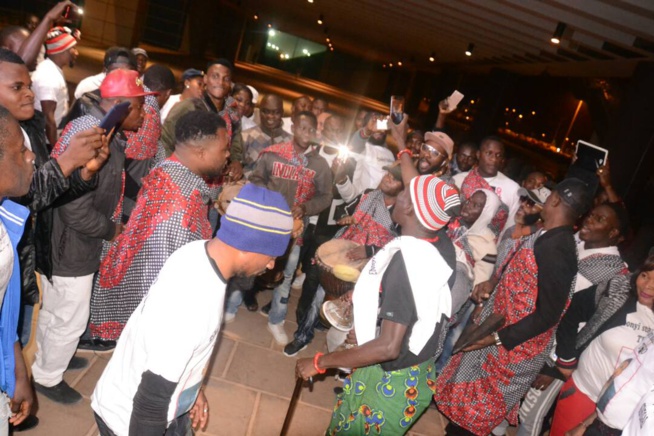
[100,69,157,99]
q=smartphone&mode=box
[99,101,131,133]
[447,90,465,110]
[376,118,388,130]
[63,4,83,21]
[390,96,405,124]
[575,140,608,173]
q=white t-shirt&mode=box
[31,58,69,128]
[453,170,521,231]
[281,117,293,136]
[622,384,654,435]
[74,72,106,99]
[573,303,654,402]
[0,221,14,306]
[92,240,227,435]
[160,94,181,125]
[336,142,394,203]
[595,331,654,430]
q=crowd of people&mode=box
[0,2,652,435]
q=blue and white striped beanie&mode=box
[217,184,293,257]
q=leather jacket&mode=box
[14,111,97,304]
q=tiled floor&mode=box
[22,285,448,436]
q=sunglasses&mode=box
[519,195,540,208]
[421,143,446,158]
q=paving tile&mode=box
[201,379,257,436]
[222,307,277,348]
[250,393,332,436]
[207,336,236,378]
[72,354,111,397]
[28,397,96,436]
[299,372,342,411]
[223,343,297,397]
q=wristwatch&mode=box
[492,331,502,347]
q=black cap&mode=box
[555,178,592,217]
[104,46,136,70]
[182,68,204,81]
[382,161,403,183]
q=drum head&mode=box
[217,180,246,215]
[316,239,367,271]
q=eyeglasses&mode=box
[421,143,445,159]
[519,195,537,207]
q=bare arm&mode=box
[41,100,58,146]
[296,320,407,379]
[17,1,74,71]
[388,114,419,186]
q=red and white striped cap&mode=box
[409,175,460,231]
[45,27,79,55]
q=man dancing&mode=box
[296,175,460,435]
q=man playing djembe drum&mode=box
[296,175,460,435]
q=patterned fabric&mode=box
[435,230,575,435]
[460,168,509,238]
[328,361,436,435]
[258,142,316,208]
[88,157,212,341]
[241,125,292,173]
[409,175,460,231]
[575,274,632,349]
[447,218,475,267]
[335,190,396,248]
[578,252,628,287]
[124,91,161,160]
[54,115,127,221]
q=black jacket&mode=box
[50,105,126,277]
[14,111,97,304]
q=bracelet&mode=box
[397,149,413,160]
[492,331,502,347]
[313,352,326,374]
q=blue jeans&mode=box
[294,284,325,344]
[435,300,475,373]
[225,276,255,315]
[268,243,301,325]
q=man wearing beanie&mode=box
[31,26,80,147]
[435,178,591,436]
[32,69,151,405]
[92,184,293,436]
[296,175,460,435]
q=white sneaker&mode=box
[224,312,236,324]
[291,273,306,289]
[268,322,289,345]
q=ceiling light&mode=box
[317,14,324,25]
[253,13,259,20]
[382,64,386,68]
[389,63,393,67]
[326,37,330,43]
[397,61,403,66]
[268,29,275,36]
[308,0,314,3]
[465,43,474,56]
[551,22,566,44]
[429,52,435,62]
[329,47,334,51]
[267,23,272,28]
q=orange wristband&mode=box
[397,149,413,160]
[313,352,326,374]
